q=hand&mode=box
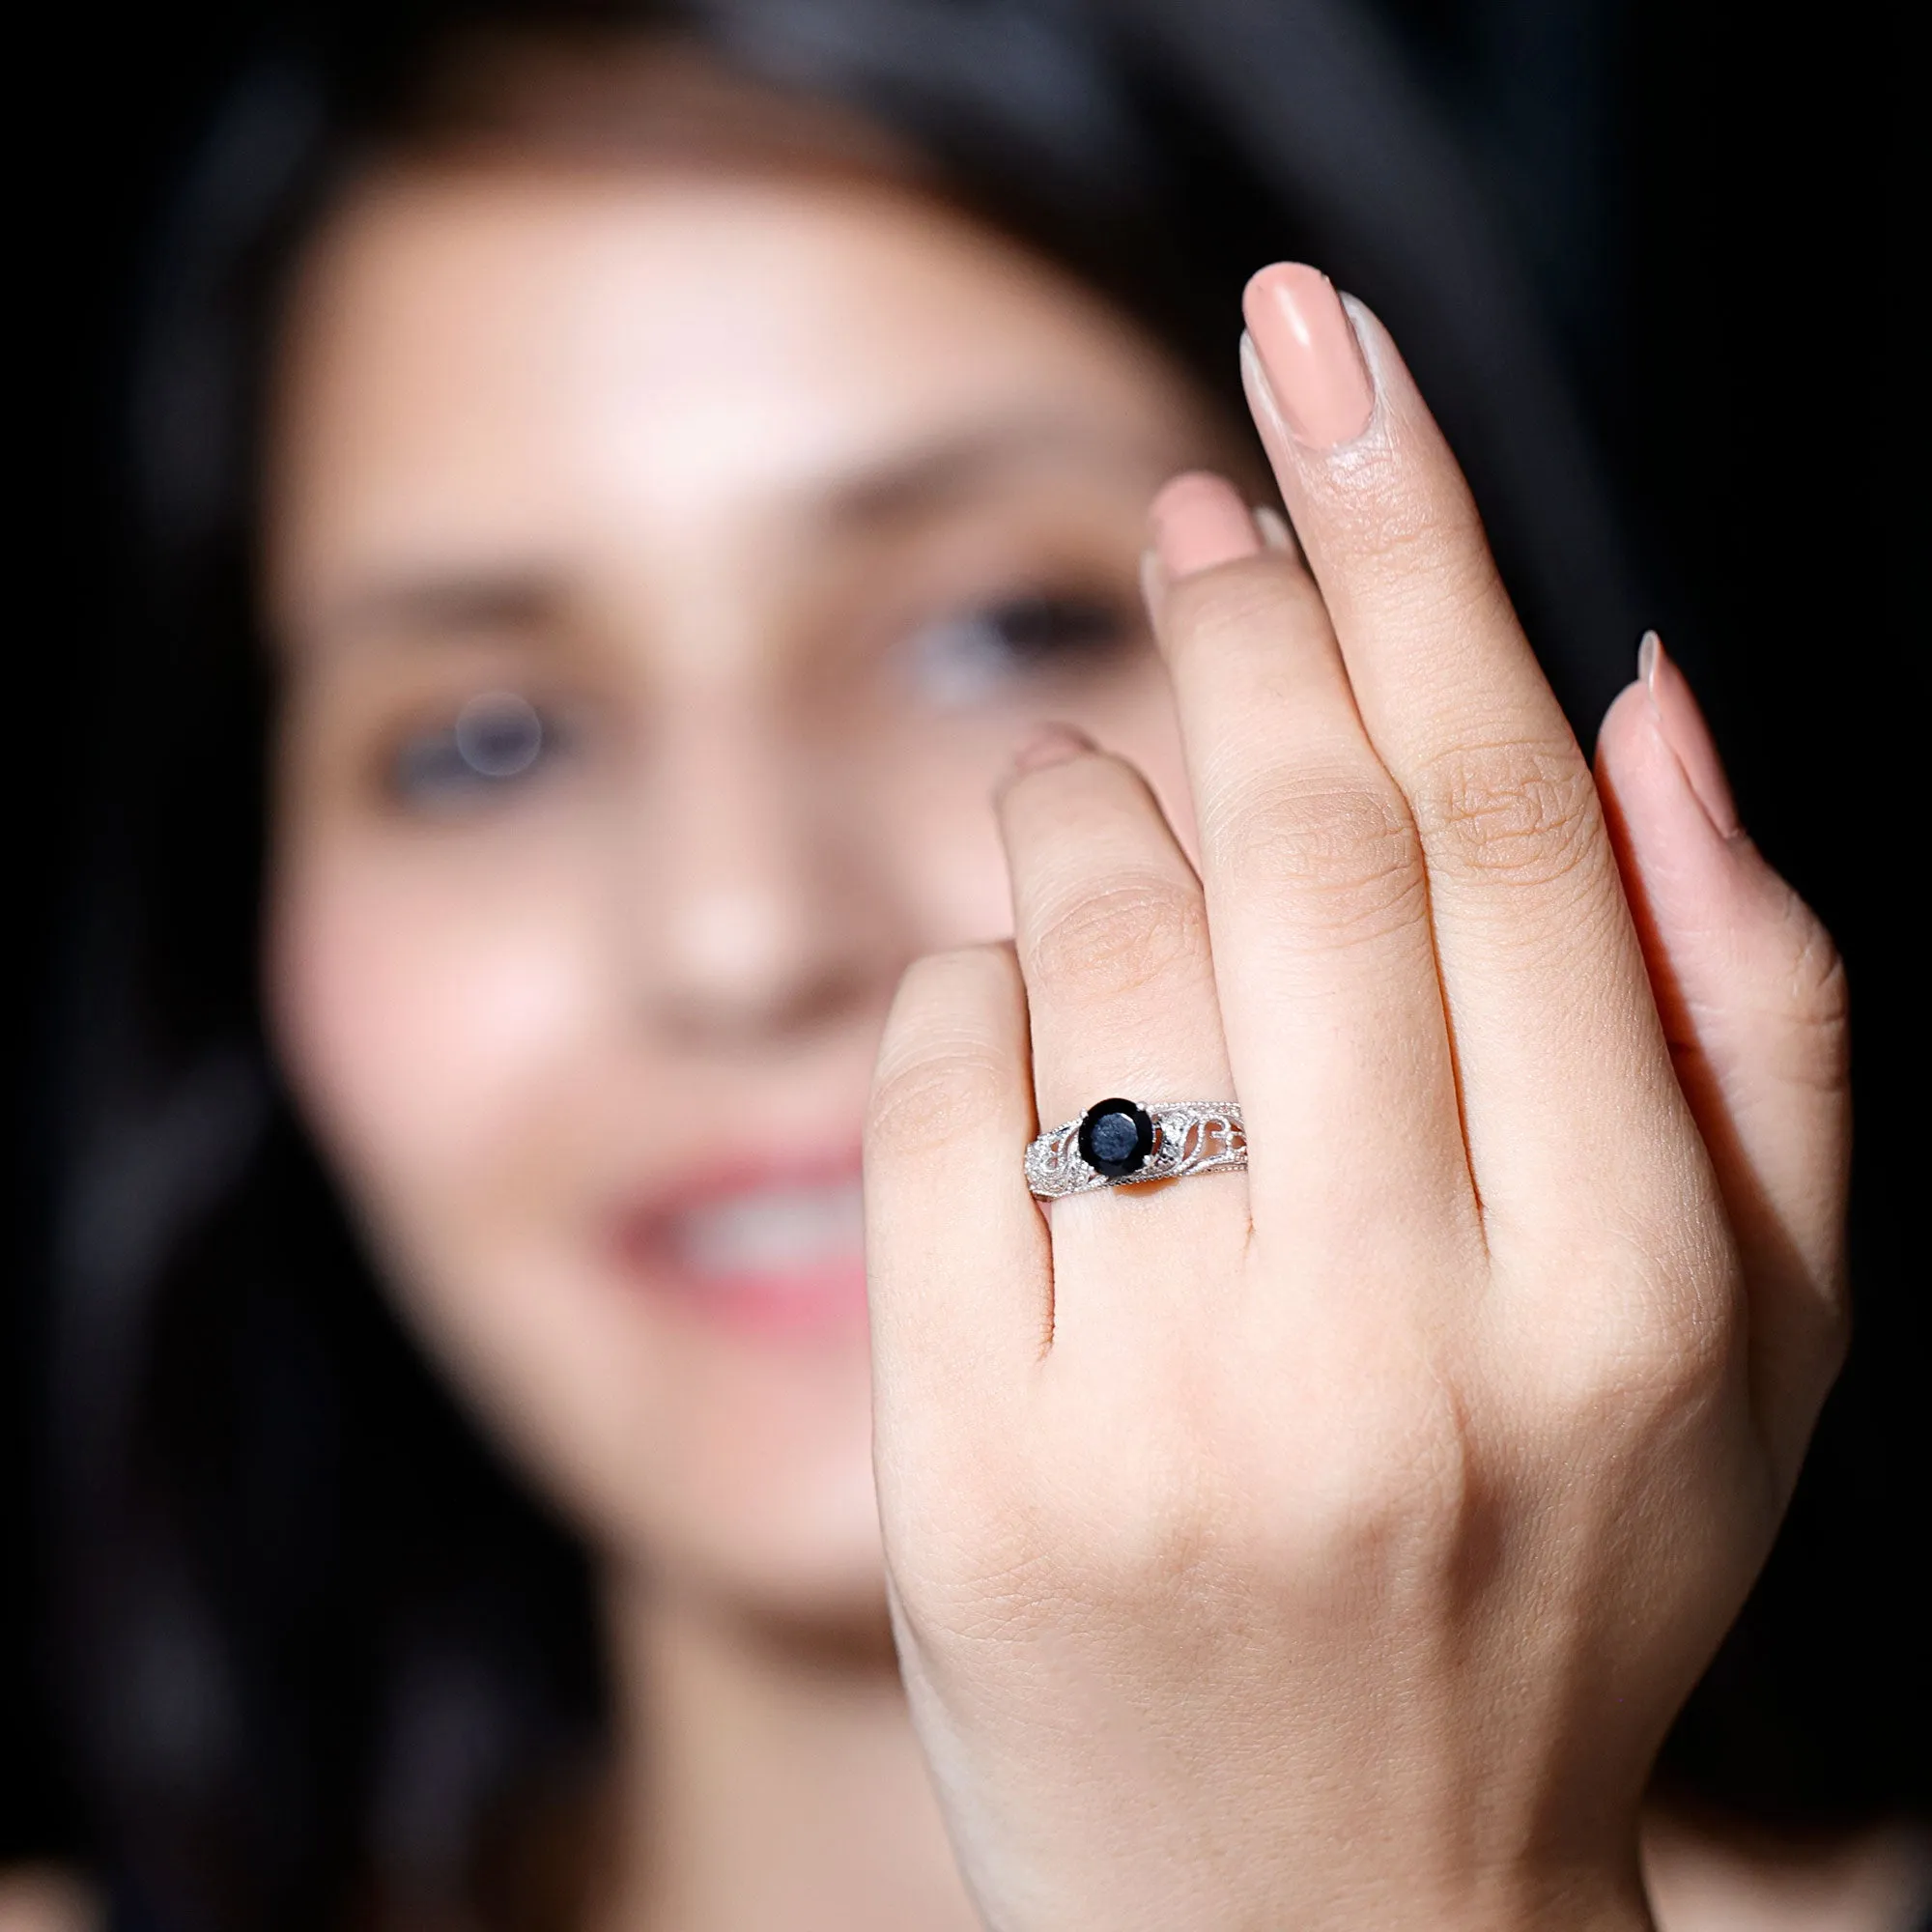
[863,265,1849,1930]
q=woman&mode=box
[18,3,1925,1927]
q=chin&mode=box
[602,1456,895,1643]
[374,1184,895,1636]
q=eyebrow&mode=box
[304,567,564,652]
[301,414,1198,649]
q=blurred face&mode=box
[266,158,1232,1624]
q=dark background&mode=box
[8,0,1918,1864]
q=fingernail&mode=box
[1253,504,1300,557]
[1640,631,1741,838]
[1010,722,1094,777]
[1149,471,1262,579]
[1139,546,1166,612]
[1241,263,1375,450]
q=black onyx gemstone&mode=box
[1077,1098,1155,1179]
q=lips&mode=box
[612,1162,869,1337]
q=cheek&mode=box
[265,829,638,1523]
[269,836,598,1222]
[267,827,889,1606]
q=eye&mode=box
[389,692,560,810]
[903,593,1137,708]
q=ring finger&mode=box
[997,725,1244,1349]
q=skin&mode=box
[236,154,1900,1930]
[865,296,1852,1924]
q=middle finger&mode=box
[1147,473,1480,1269]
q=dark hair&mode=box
[29,3,1910,1928]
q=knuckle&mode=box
[1323,463,1507,611]
[1535,1232,1739,1426]
[1288,1373,1478,1570]
[1208,768,1428,946]
[868,952,1019,1160]
[1139,1353,1485,1591]
[1025,873,1207,1003]
[1161,554,1323,669]
[1788,920,1850,1027]
[1773,898,1851,1085]
[1585,1307,1729,1420]
[1695,875,1851,1098]
[1411,736,1604,890]
[867,1041,1010,1163]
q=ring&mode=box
[1025,1098,1247,1199]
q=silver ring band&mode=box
[1025,1099,1247,1200]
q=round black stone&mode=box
[1077,1098,1155,1179]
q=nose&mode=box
[632,704,906,1050]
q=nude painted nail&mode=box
[1253,504,1301,557]
[1010,722,1094,777]
[1150,471,1262,579]
[1640,631,1741,838]
[1241,264,1375,450]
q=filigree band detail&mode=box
[1025,1102,1247,1199]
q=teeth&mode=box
[674,1181,865,1279]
